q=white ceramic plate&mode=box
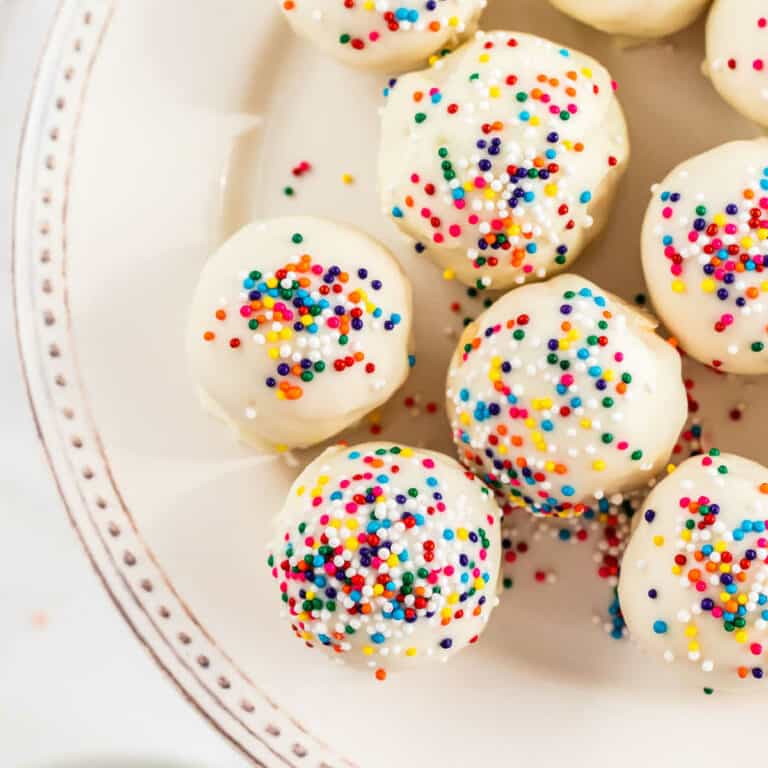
[13,1,768,766]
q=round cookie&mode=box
[266,442,502,678]
[706,0,768,128]
[379,30,630,290]
[620,450,768,691]
[642,139,768,374]
[187,217,412,451]
[549,0,709,39]
[278,0,486,72]
[446,274,687,517]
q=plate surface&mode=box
[13,1,768,766]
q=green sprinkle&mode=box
[291,233,303,244]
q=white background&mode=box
[0,2,249,765]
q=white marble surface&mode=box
[0,3,249,765]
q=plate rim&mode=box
[10,3,355,766]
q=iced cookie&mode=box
[620,450,768,691]
[706,0,768,128]
[278,0,486,71]
[379,31,629,290]
[642,139,768,374]
[187,217,412,450]
[549,0,709,39]
[446,274,687,517]
[267,442,502,678]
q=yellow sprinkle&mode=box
[457,527,469,541]
[401,447,413,457]
[715,541,727,553]
[738,594,748,604]
[280,328,292,340]
[544,183,558,197]
[473,577,486,590]
[441,607,452,619]
[483,188,496,200]
[653,535,665,547]
[345,537,358,551]
[759,228,768,241]
[603,369,615,382]
[684,625,698,638]
[459,412,471,425]
[267,331,278,343]
[671,565,682,575]
[363,646,374,656]
[405,647,417,657]
[342,173,354,185]
[530,116,540,127]
[387,554,399,567]
[741,237,754,250]
[447,593,459,605]
[478,52,489,62]
[296,485,305,497]
[489,86,500,98]
[580,418,592,429]
[266,277,278,289]
[735,630,748,644]
[680,529,692,542]
[666,464,676,474]
[373,584,384,596]
[701,278,716,293]
[713,213,726,226]
[581,67,593,78]
[507,224,521,236]
[306,591,315,600]
[592,459,606,471]
[687,641,699,652]
[329,519,341,529]
[671,279,686,294]
[463,181,475,192]
[443,268,455,281]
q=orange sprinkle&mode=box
[282,0,294,8]
[215,309,226,321]
[760,483,768,494]
[375,668,387,681]
[203,331,215,341]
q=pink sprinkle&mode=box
[755,59,765,71]
[345,502,358,514]
[712,607,723,619]
[617,441,628,451]
[319,514,329,525]
[760,17,767,28]
[468,214,479,225]
[662,207,673,219]
[751,643,763,655]
[240,306,252,317]
[312,497,323,507]
[326,316,340,329]
[311,264,323,275]
[614,352,624,362]
[449,224,462,237]
[423,458,435,469]
[369,30,379,41]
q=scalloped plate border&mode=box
[11,3,355,766]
